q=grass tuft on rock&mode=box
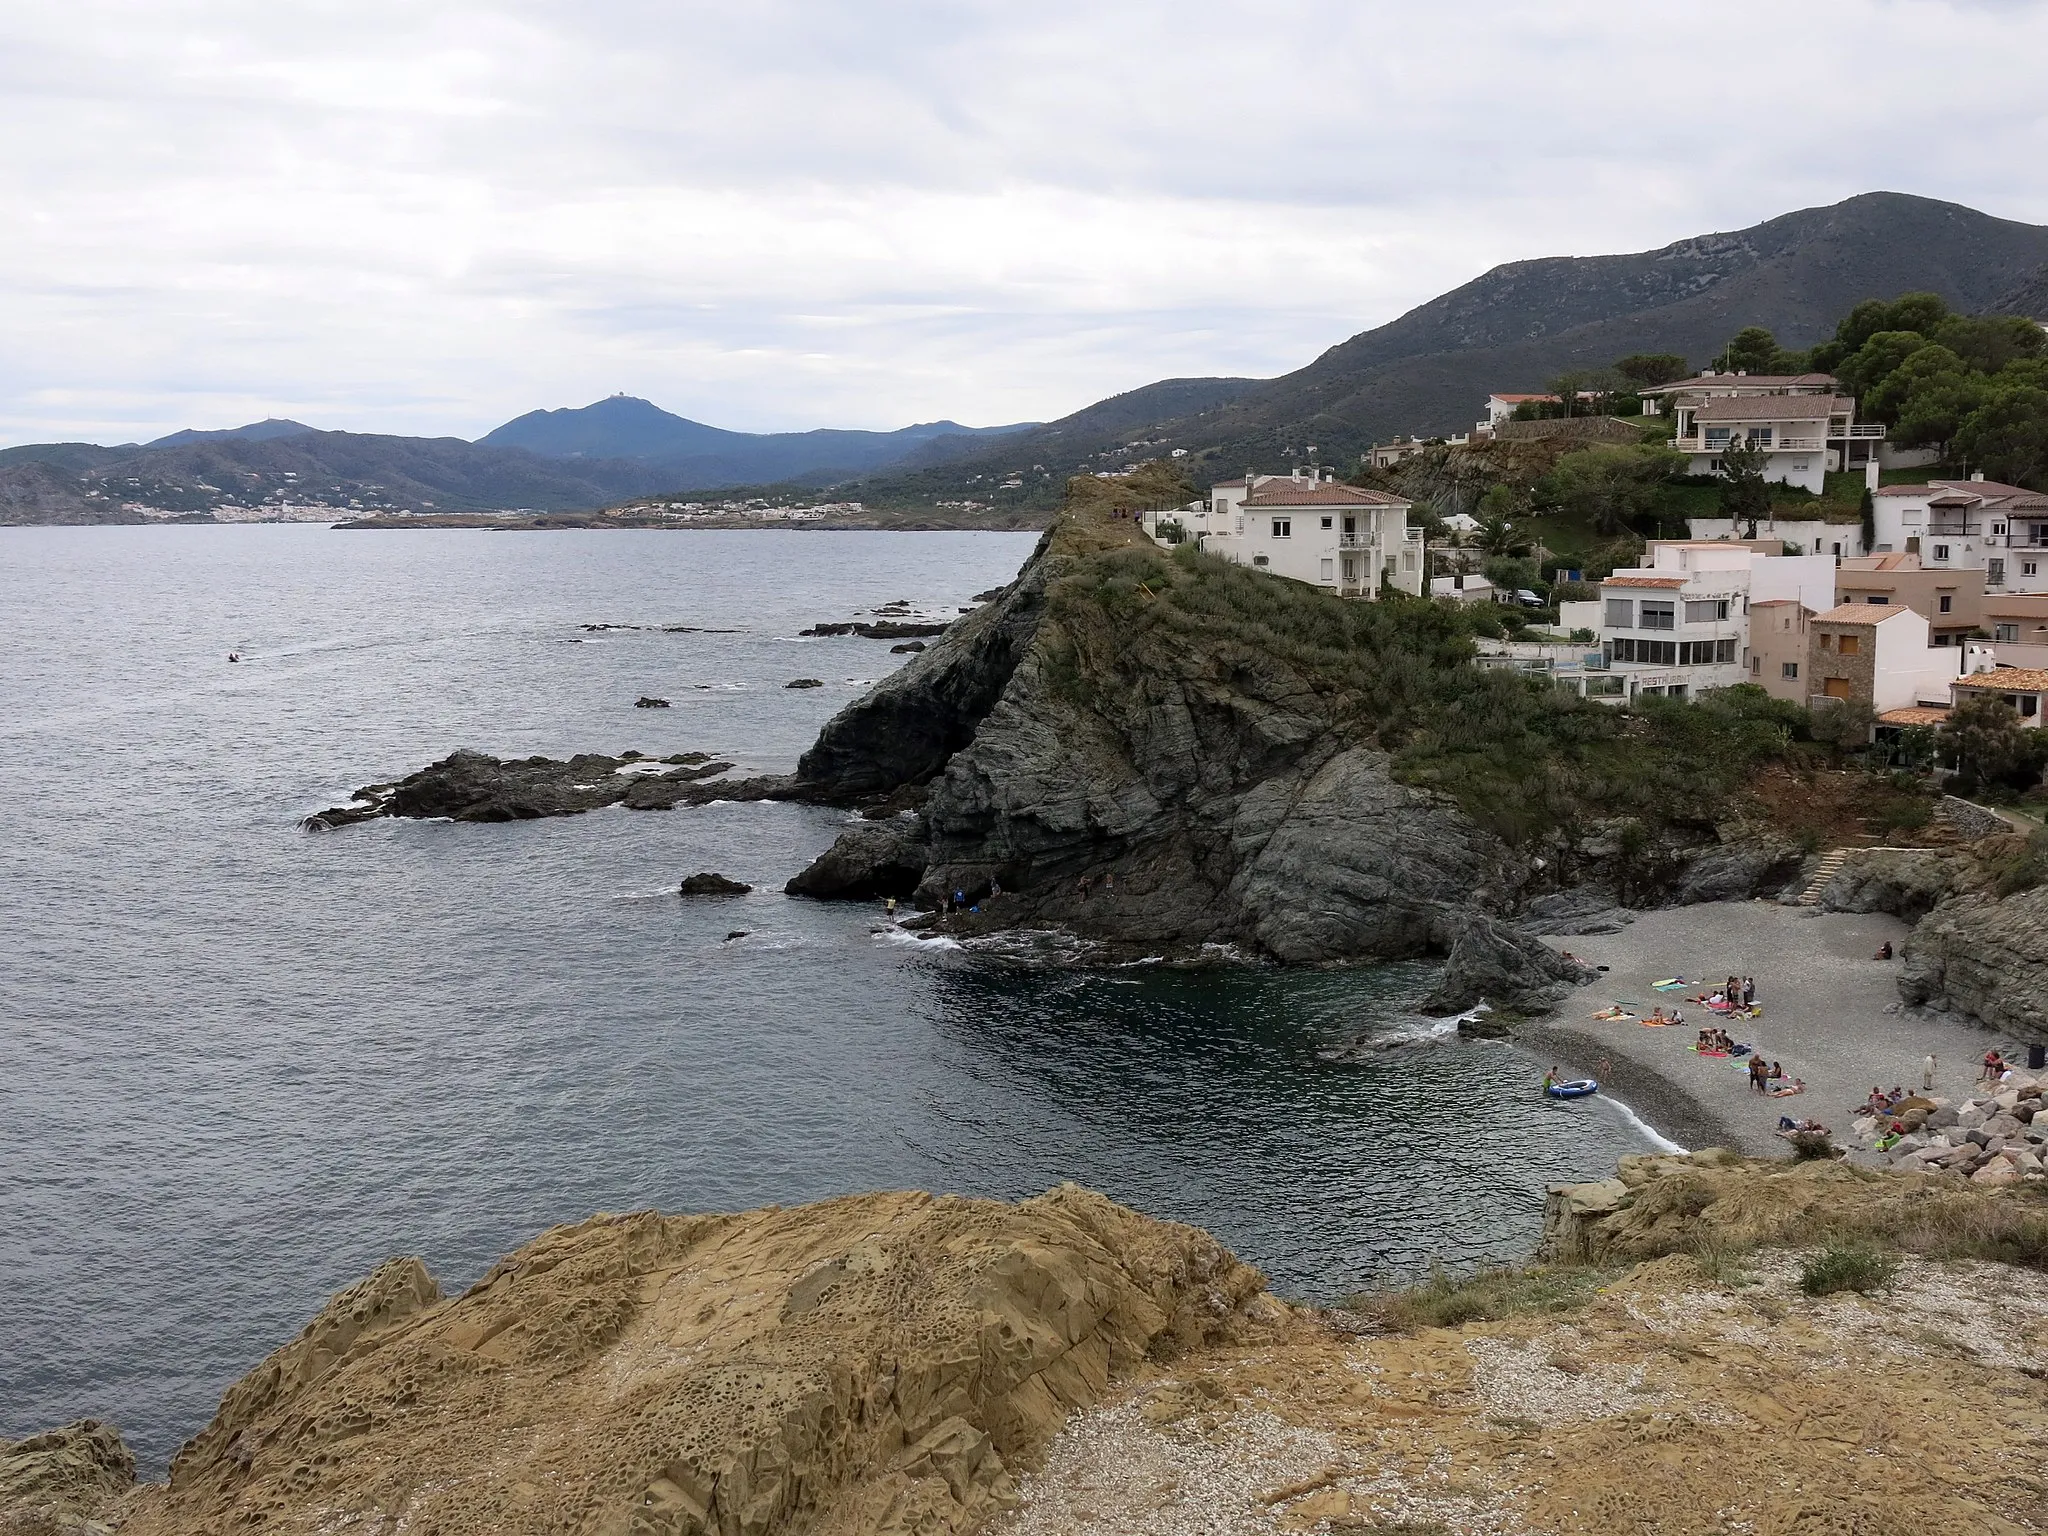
[1799,1243,1899,1297]
[1349,1263,1618,1332]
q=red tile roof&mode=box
[1813,603,1911,625]
[1956,667,2048,692]
[1244,484,1409,507]
[1639,373,1839,395]
[1877,707,1952,727]
[1691,394,1852,423]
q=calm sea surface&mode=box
[0,525,1655,1470]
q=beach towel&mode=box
[1695,1049,1731,1058]
[1639,1018,1681,1027]
[1592,1007,1634,1021]
[1651,978,1687,991]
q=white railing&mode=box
[1673,434,1822,452]
[1337,532,1378,549]
[1841,424,1887,438]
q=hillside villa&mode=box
[1635,370,1887,492]
[1145,468,1426,599]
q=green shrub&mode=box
[1787,1130,1839,1161]
[1353,1263,1616,1332]
[1799,1244,1898,1297]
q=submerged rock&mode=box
[785,678,824,689]
[634,695,671,708]
[302,749,741,828]
[800,620,951,640]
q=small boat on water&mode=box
[1545,1078,1600,1100]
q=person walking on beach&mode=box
[1922,1053,1936,1092]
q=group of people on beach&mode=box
[1749,1056,1802,1096]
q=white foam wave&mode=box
[879,926,961,951]
[1601,1093,1687,1153]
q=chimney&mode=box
[1971,470,1985,482]
[1864,457,1879,494]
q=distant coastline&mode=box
[330,509,1051,533]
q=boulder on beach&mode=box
[679,872,751,896]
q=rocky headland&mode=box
[13,1159,2048,1535]
[301,485,2048,1029]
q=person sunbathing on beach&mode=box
[1768,1078,1806,1097]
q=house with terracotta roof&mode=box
[1635,369,1887,490]
[1479,393,1560,430]
[1148,467,1424,599]
[1833,553,1983,646]
[1869,477,2048,594]
[1951,667,2048,728]
[1805,605,1963,716]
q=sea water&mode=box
[0,524,1655,1469]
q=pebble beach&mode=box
[1529,901,2031,1159]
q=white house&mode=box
[1584,543,1836,701]
[1636,370,1885,490]
[1635,370,1838,416]
[1149,468,1425,599]
[1684,516,1869,560]
[1478,393,1559,431]
[1951,667,2048,727]
[1430,573,1499,604]
[1869,478,2048,594]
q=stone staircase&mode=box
[1797,847,1852,906]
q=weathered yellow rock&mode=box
[117,1185,1270,1536]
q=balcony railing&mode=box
[1673,435,1824,452]
[1838,424,1887,438]
[1337,532,1378,549]
[1924,523,1981,536]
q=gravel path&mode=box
[1527,901,2030,1158]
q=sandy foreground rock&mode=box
[10,1166,2048,1536]
[92,1186,1271,1536]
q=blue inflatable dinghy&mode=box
[1545,1078,1600,1099]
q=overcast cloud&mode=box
[2,0,2046,445]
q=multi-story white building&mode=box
[1149,469,1425,599]
[1637,370,1886,492]
[1869,477,2048,594]
[1575,543,1836,701]
[1684,514,1869,560]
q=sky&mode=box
[3,0,2047,447]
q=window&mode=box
[1939,594,1953,614]
[1865,595,1888,604]
[2027,562,2040,577]
[1704,427,1733,448]
[1319,558,1334,582]
[1995,623,2020,643]
[1993,523,2006,536]
[1838,633,1861,656]
[1750,656,1760,675]
[2023,696,2040,719]
[1825,678,1853,700]
[1678,639,1741,666]
[1831,543,1842,557]
[1271,518,1291,538]
[1932,544,1950,562]
[1320,516,1333,529]
[1751,428,1773,446]
[1252,554,1269,567]
[1719,638,1736,663]
[1668,684,1689,701]
[1684,598,1729,624]
[1990,560,2005,586]
[1819,633,1833,650]
[1609,637,1677,664]
[1639,600,1676,631]
[1585,675,1625,697]
[1605,598,1635,628]
[1781,661,1799,680]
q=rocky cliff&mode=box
[94,1187,1271,1536]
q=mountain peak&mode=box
[147,418,316,449]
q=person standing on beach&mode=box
[1923,1053,1936,1092]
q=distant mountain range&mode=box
[0,400,1035,525]
[855,191,2048,508]
[5,191,2045,527]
